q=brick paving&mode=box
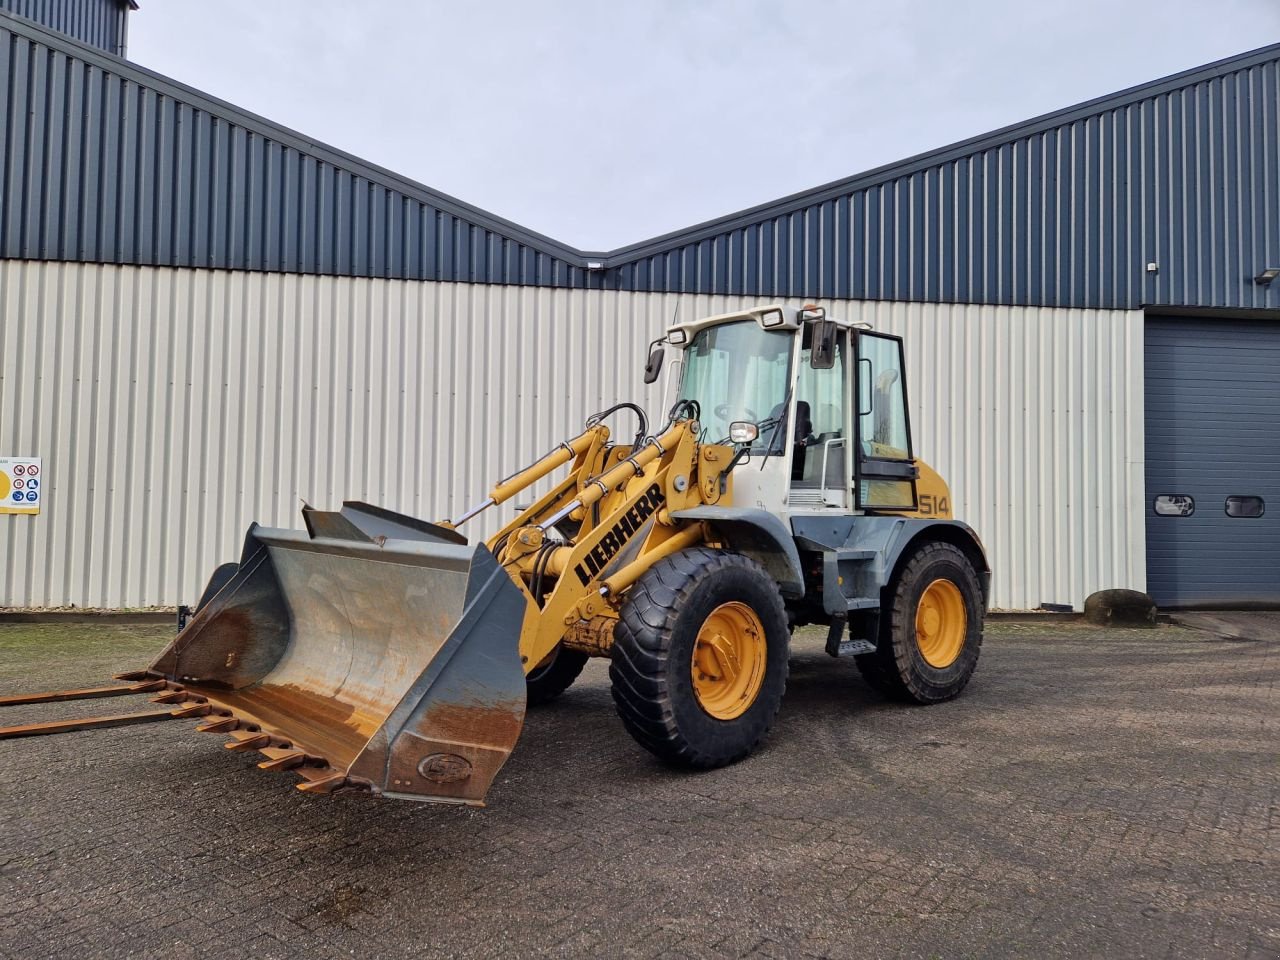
[0,618,1276,959]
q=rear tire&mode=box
[610,547,789,768]
[855,540,983,703]
[525,645,589,706]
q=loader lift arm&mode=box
[445,403,740,674]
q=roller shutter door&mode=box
[1144,316,1280,608]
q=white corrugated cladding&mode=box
[0,260,1145,610]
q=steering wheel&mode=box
[714,402,758,422]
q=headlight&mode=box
[668,329,688,345]
[729,421,759,444]
[760,309,785,328]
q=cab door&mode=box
[854,331,918,511]
[787,325,851,510]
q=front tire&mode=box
[856,540,983,703]
[525,645,589,706]
[610,547,789,768]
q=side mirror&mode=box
[810,319,836,369]
[643,344,665,384]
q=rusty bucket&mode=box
[132,502,529,804]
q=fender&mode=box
[670,506,806,598]
[792,515,991,611]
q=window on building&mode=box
[1225,496,1264,518]
[1153,495,1195,517]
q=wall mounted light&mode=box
[1255,267,1280,285]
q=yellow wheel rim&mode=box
[915,579,966,668]
[691,601,767,720]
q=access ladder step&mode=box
[830,639,877,658]
[824,616,878,658]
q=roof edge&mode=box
[4,8,1276,270]
[0,10,588,264]
[602,41,1280,264]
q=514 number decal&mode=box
[918,494,950,516]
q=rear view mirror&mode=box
[643,344,665,384]
[811,319,836,369]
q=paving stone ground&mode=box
[0,618,1276,959]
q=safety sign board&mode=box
[0,457,42,515]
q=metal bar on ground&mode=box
[0,681,165,707]
[0,710,178,739]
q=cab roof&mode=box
[666,304,869,341]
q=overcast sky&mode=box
[129,1,1280,251]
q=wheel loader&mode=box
[1,304,989,805]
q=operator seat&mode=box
[771,401,812,481]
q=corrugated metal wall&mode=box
[610,47,1280,310]
[0,260,1145,610]
[2,11,1277,310]
[0,12,588,287]
[0,0,126,55]
[851,298,1146,610]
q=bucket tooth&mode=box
[257,748,309,771]
[295,771,348,795]
[129,679,169,693]
[169,703,214,719]
[150,690,200,705]
[225,732,271,751]
[113,671,157,682]
[196,716,241,733]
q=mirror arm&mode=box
[719,445,752,495]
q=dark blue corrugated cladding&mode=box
[0,12,591,286]
[610,46,1280,311]
[1,5,1277,308]
[0,0,129,55]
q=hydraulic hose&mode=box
[586,402,649,452]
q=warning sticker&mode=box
[0,458,42,515]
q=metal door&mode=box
[1145,316,1280,607]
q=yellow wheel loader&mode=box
[1,305,989,805]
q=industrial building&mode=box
[1,2,1277,610]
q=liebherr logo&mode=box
[573,484,665,586]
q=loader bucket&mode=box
[136,502,530,804]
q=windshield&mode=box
[677,319,794,449]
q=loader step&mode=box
[824,616,878,658]
[828,638,877,658]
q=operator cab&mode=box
[661,304,918,518]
